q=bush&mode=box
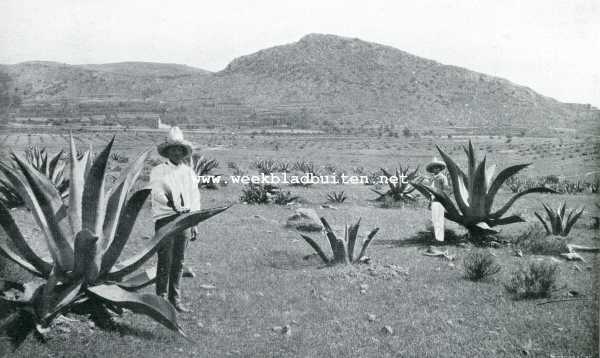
[240,183,271,204]
[272,190,299,205]
[463,250,501,281]
[504,260,559,299]
[514,227,569,255]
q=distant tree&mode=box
[402,127,411,137]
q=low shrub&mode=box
[514,227,569,255]
[504,260,559,299]
[240,183,271,204]
[463,250,501,281]
[272,190,299,205]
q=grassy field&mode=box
[1,128,598,357]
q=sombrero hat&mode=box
[425,157,446,173]
[157,126,193,158]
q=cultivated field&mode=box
[1,127,598,357]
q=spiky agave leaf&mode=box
[87,284,191,340]
[81,137,114,237]
[535,202,584,236]
[0,201,52,276]
[99,188,151,276]
[115,267,157,291]
[299,234,331,263]
[0,157,74,274]
[100,149,150,253]
[346,218,361,262]
[106,205,230,280]
[356,227,380,261]
[68,134,90,235]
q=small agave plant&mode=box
[0,146,68,208]
[24,146,69,197]
[300,218,379,265]
[371,165,420,202]
[0,136,229,348]
[412,141,554,238]
[534,202,584,237]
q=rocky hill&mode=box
[1,34,597,134]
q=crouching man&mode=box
[150,127,200,313]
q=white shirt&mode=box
[150,160,201,221]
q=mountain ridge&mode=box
[1,33,598,134]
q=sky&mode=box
[1,0,598,107]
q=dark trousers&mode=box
[155,215,191,303]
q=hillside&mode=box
[1,34,598,134]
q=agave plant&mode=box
[254,159,277,175]
[24,147,68,196]
[300,218,379,265]
[412,141,554,238]
[326,191,347,203]
[192,155,221,189]
[534,202,584,237]
[371,165,420,202]
[192,154,219,176]
[0,136,229,348]
[0,147,69,209]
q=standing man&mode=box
[425,157,449,242]
[150,127,201,313]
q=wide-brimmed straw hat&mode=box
[157,126,193,158]
[425,157,446,173]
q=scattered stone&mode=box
[285,208,323,232]
[381,326,394,335]
[196,321,204,328]
[199,284,216,290]
[515,249,523,257]
[320,204,338,210]
[358,256,372,264]
[182,265,196,278]
[272,325,291,336]
[560,252,585,262]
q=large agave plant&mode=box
[371,165,420,202]
[0,136,229,348]
[534,202,584,237]
[412,141,554,237]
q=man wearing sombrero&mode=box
[150,127,200,313]
[425,157,449,242]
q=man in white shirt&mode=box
[150,127,201,313]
